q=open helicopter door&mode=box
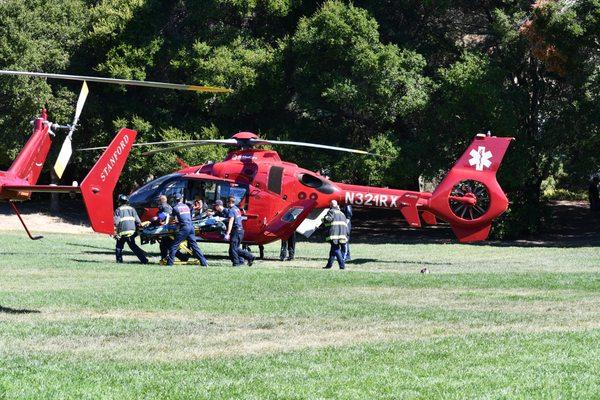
[296,208,329,238]
[262,199,317,241]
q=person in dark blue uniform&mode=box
[223,196,255,267]
[342,204,353,261]
[157,194,172,215]
[167,193,208,266]
[279,232,296,261]
[114,194,148,264]
[213,199,228,217]
[154,210,171,261]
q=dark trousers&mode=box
[326,242,346,269]
[167,226,207,266]
[344,221,351,260]
[242,244,264,259]
[116,234,148,264]
[159,237,171,259]
[230,229,254,266]
[161,237,190,262]
[280,232,296,260]
[343,235,351,261]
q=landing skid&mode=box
[9,202,43,240]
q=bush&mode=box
[490,194,551,240]
[542,188,587,201]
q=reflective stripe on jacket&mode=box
[323,207,348,244]
[114,205,141,236]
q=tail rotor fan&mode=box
[449,180,490,220]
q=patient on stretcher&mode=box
[141,208,226,240]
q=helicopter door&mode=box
[184,180,248,208]
[217,183,248,208]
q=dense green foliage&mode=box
[1,232,599,398]
[0,0,598,237]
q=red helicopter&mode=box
[2,70,513,244]
[115,131,512,244]
[0,70,231,239]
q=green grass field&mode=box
[1,231,599,399]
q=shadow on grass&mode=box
[346,258,451,266]
[81,250,116,256]
[70,258,106,264]
[67,242,110,250]
[0,305,40,314]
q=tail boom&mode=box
[336,134,513,243]
[80,128,137,234]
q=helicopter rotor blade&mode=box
[141,139,238,155]
[53,81,89,178]
[79,139,202,151]
[78,139,238,152]
[249,139,382,157]
[75,139,239,154]
[80,137,383,158]
[0,70,233,93]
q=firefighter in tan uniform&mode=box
[114,194,148,264]
[322,200,348,270]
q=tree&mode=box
[0,0,89,167]
[285,1,431,183]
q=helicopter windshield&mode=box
[129,173,182,207]
[129,173,248,208]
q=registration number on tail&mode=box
[345,192,399,207]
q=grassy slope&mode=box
[0,232,599,399]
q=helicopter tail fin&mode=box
[80,128,137,234]
[427,134,513,242]
[7,111,53,186]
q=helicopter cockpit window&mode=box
[128,173,181,206]
[215,183,247,206]
[163,179,187,201]
[203,182,217,203]
[227,186,248,205]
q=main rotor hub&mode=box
[232,132,259,140]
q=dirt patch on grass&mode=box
[0,212,92,234]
